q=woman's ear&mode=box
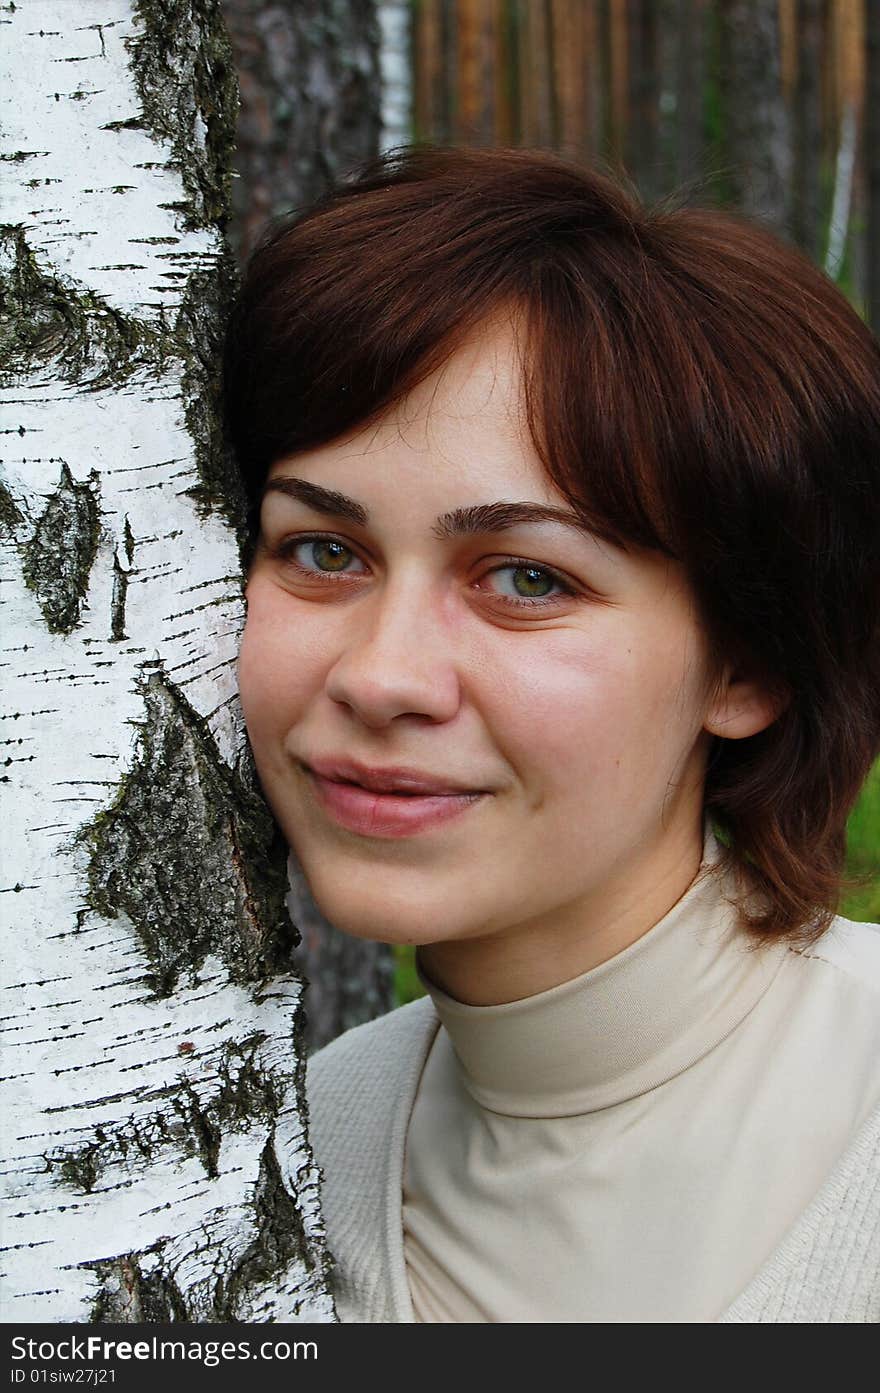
[703,666,790,741]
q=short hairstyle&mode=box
[224,143,880,948]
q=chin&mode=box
[300,863,470,948]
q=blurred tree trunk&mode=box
[519,0,556,145]
[625,0,660,199]
[675,0,708,191]
[717,0,791,231]
[221,0,395,1051]
[456,0,495,143]
[414,0,456,142]
[552,0,600,165]
[791,0,824,259]
[222,0,383,260]
[604,0,629,168]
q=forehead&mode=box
[265,314,562,507]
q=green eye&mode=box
[488,564,563,600]
[309,539,353,572]
[510,565,556,598]
[274,535,367,578]
[480,561,574,608]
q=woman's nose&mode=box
[323,577,462,728]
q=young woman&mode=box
[225,145,880,1323]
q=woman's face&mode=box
[238,317,719,965]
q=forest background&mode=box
[221,0,880,1015]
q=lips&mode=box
[301,758,488,838]
[304,756,485,797]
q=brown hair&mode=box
[224,143,880,948]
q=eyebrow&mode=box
[261,475,595,542]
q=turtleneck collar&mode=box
[415,827,789,1118]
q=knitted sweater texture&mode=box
[305,990,880,1323]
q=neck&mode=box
[417,816,707,1006]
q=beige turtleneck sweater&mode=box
[401,832,880,1322]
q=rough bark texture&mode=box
[221,0,383,260]
[0,0,334,1323]
[717,0,791,232]
[221,0,396,1052]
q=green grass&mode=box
[391,763,880,1005]
[393,942,425,1007]
[842,759,880,923]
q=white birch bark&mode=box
[826,99,858,280]
[378,0,412,152]
[0,0,334,1323]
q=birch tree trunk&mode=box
[0,0,333,1323]
[378,0,413,153]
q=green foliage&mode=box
[842,761,880,923]
[393,942,425,1006]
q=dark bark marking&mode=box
[100,116,145,132]
[174,255,248,547]
[0,225,173,390]
[44,1031,282,1192]
[109,517,134,641]
[127,0,239,232]
[218,1139,320,1317]
[0,477,25,533]
[83,1128,329,1322]
[1,226,247,551]
[109,561,128,640]
[86,1246,189,1322]
[21,464,100,634]
[77,665,295,997]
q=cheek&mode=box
[237,582,318,738]
[477,633,625,786]
[487,622,705,788]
